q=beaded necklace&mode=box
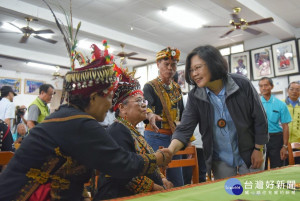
[116,117,155,154]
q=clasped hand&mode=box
[155,148,173,167]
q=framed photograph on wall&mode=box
[0,77,21,94]
[230,51,250,79]
[176,65,189,93]
[24,79,45,95]
[272,40,299,76]
[251,46,274,80]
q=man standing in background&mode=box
[259,77,291,169]
[284,81,300,164]
[143,47,184,187]
[27,84,54,129]
[0,86,16,128]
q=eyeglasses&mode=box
[288,88,300,92]
[189,64,206,74]
[128,99,148,106]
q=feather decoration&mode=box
[42,0,81,70]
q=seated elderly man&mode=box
[13,123,28,144]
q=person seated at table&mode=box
[12,123,28,150]
[12,123,28,142]
[0,43,172,201]
[94,68,173,200]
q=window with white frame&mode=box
[134,66,148,90]
[147,63,158,81]
[219,47,230,56]
[231,44,244,54]
[219,43,244,56]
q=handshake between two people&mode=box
[154,148,173,167]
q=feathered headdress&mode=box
[43,0,119,101]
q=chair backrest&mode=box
[288,142,300,165]
[163,146,199,184]
[0,151,14,166]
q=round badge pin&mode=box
[217,119,226,128]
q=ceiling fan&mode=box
[0,17,57,44]
[116,44,147,63]
[203,7,274,38]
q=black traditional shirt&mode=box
[95,121,163,200]
[0,105,156,201]
[0,119,13,152]
[143,78,184,130]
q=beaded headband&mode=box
[112,67,143,111]
[156,47,180,62]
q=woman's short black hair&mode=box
[185,45,228,85]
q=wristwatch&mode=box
[282,144,288,149]
[254,146,264,152]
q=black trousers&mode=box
[182,148,207,184]
[265,133,285,169]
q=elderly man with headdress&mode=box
[143,47,185,187]
[94,68,173,200]
[0,43,172,201]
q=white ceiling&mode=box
[0,0,300,76]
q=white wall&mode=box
[244,35,281,51]
[0,69,63,108]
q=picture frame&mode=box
[176,65,189,93]
[0,77,21,94]
[250,46,275,80]
[24,79,45,95]
[230,51,251,79]
[272,40,299,76]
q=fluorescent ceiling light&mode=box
[160,6,205,29]
[1,22,22,33]
[27,62,56,71]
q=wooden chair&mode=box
[161,146,199,184]
[288,142,300,165]
[0,151,14,166]
[84,170,100,198]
